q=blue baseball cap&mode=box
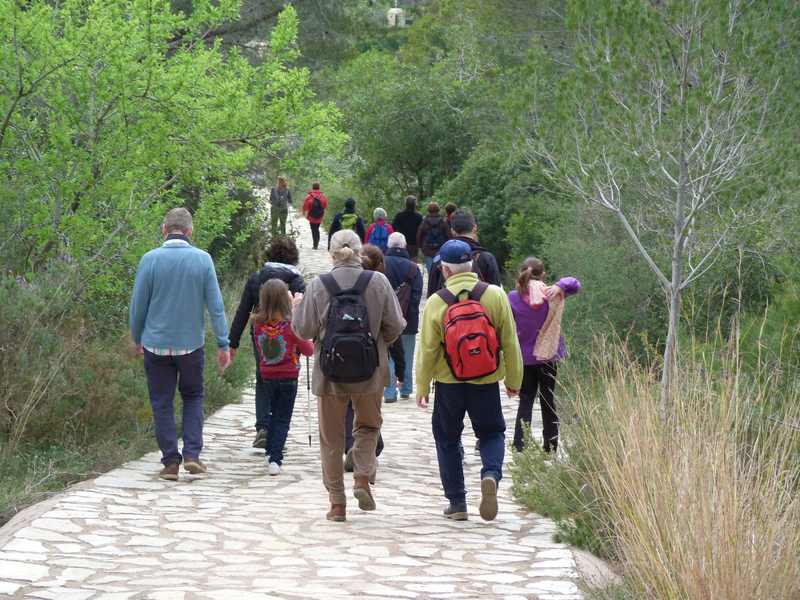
[436,239,472,264]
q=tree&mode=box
[0,0,344,317]
[527,0,795,417]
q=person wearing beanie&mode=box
[328,197,366,249]
[292,230,406,522]
[392,195,424,260]
[364,207,394,254]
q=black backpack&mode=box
[423,217,447,249]
[394,261,418,318]
[309,196,324,219]
[319,271,379,383]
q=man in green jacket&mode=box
[416,239,523,522]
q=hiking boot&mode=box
[479,476,498,521]
[384,396,397,404]
[343,449,354,473]
[268,461,280,476]
[353,475,376,511]
[252,429,267,449]
[158,462,179,481]
[326,504,346,522]
[183,459,208,477]
[400,393,410,400]
[443,501,468,521]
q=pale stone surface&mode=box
[0,203,588,598]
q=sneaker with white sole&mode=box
[267,460,280,476]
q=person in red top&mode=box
[252,278,314,475]
[364,207,394,253]
[302,181,329,250]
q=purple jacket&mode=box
[508,277,581,365]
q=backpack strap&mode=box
[350,270,373,295]
[320,273,342,297]
[436,288,458,306]
[468,281,489,302]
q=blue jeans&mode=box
[432,381,505,504]
[385,334,416,399]
[143,348,205,466]
[261,378,298,465]
[423,255,434,274]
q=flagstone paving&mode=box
[0,199,585,599]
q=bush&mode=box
[514,338,800,599]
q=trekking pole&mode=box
[306,356,312,447]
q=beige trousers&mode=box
[318,392,382,505]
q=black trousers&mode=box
[513,362,558,452]
[310,222,321,249]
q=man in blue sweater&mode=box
[130,207,231,481]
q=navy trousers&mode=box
[432,381,506,504]
[143,348,205,466]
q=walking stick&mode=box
[306,356,312,447]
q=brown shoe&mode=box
[158,463,179,481]
[353,475,376,511]
[479,476,498,521]
[326,504,346,522]
[183,459,208,477]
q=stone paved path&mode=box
[0,201,584,599]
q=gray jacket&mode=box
[292,258,406,396]
[270,187,292,209]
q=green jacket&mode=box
[415,271,523,394]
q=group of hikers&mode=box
[130,181,580,523]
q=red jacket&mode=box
[253,319,314,380]
[302,190,328,224]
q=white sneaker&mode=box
[268,461,280,476]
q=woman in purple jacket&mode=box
[508,257,581,453]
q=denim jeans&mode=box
[432,381,505,504]
[262,379,298,465]
[423,255,434,275]
[385,334,416,399]
[143,348,205,466]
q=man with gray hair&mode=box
[383,232,423,402]
[130,207,231,481]
[292,229,405,522]
[416,239,522,522]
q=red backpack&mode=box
[436,282,500,381]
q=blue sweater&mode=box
[129,239,229,350]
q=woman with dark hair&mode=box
[229,236,306,449]
[444,202,457,231]
[508,257,581,453]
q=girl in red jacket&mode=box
[252,278,314,475]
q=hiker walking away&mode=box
[392,195,423,260]
[269,176,292,237]
[427,209,502,298]
[444,202,457,232]
[129,207,231,481]
[365,207,393,253]
[416,202,451,274]
[328,197,366,249]
[292,230,406,522]
[251,279,314,475]
[302,181,328,250]
[416,239,523,522]
[383,232,423,402]
[342,244,405,476]
[229,237,306,450]
[509,257,580,454]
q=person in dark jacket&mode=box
[391,195,423,260]
[444,202,457,231]
[229,237,306,448]
[427,209,502,298]
[269,176,292,237]
[383,232,423,402]
[416,202,451,274]
[328,197,366,249]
